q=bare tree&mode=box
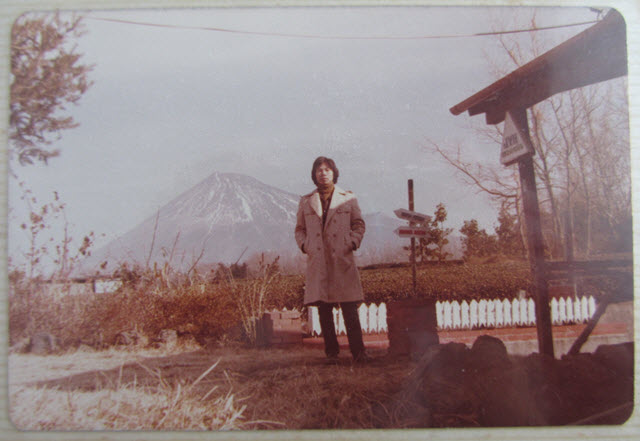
[427,11,630,259]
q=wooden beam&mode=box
[545,259,632,272]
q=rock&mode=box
[468,335,510,371]
[594,342,634,377]
[465,338,528,426]
[177,323,199,335]
[29,333,58,355]
[420,343,473,416]
[520,352,562,425]
[9,338,31,354]
[115,330,141,346]
[469,363,530,427]
[76,344,95,352]
[158,329,178,348]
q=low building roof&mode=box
[450,9,627,124]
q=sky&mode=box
[7,4,611,266]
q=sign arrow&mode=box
[394,226,429,238]
[394,208,431,224]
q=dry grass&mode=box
[9,348,247,430]
[216,347,418,429]
[9,345,418,430]
[10,381,245,430]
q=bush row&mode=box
[11,261,629,350]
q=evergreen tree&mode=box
[460,219,498,260]
[496,205,525,257]
[414,203,453,263]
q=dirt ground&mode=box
[7,337,635,430]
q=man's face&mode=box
[315,163,334,186]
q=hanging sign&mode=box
[394,208,431,224]
[500,111,535,166]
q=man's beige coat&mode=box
[295,186,366,305]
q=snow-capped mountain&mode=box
[82,172,461,274]
[86,172,301,272]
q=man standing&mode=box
[295,156,368,362]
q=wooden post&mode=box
[408,179,417,296]
[565,211,577,296]
[512,108,555,358]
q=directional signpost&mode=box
[394,180,431,295]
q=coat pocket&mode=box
[343,235,354,254]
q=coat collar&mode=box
[309,185,347,219]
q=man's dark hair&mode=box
[311,156,339,185]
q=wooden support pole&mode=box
[512,108,555,358]
[408,179,417,296]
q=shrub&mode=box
[9,260,625,351]
[9,268,242,349]
[360,261,533,304]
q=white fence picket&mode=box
[487,299,495,327]
[478,300,487,328]
[368,303,378,333]
[573,297,582,322]
[335,307,346,335]
[558,297,567,324]
[307,295,597,336]
[551,298,559,325]
[452,301,462,329]
[358,303,369,333]
[581,297,589,323]
[470,300,479,328]
[495,299,504,327]
[443,301,453,329]
[566,297,575,323]
[378,303,387,332]
[461,301,470,329]
[502,299,512,327]
[436,302,444,329]
[589,296,596,317]
[527,298,536,325]
[520,298,528,325]
[309,307,321,336]
[512,298,520,325]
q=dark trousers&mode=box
[317,301,365,359]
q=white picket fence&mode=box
[307,295,597,336]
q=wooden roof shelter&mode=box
[448,8,628,358]
[450,9,627,124]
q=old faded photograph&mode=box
[6,4,634,432]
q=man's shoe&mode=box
[352,353,372,364]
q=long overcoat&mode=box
[295,186,365,305]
